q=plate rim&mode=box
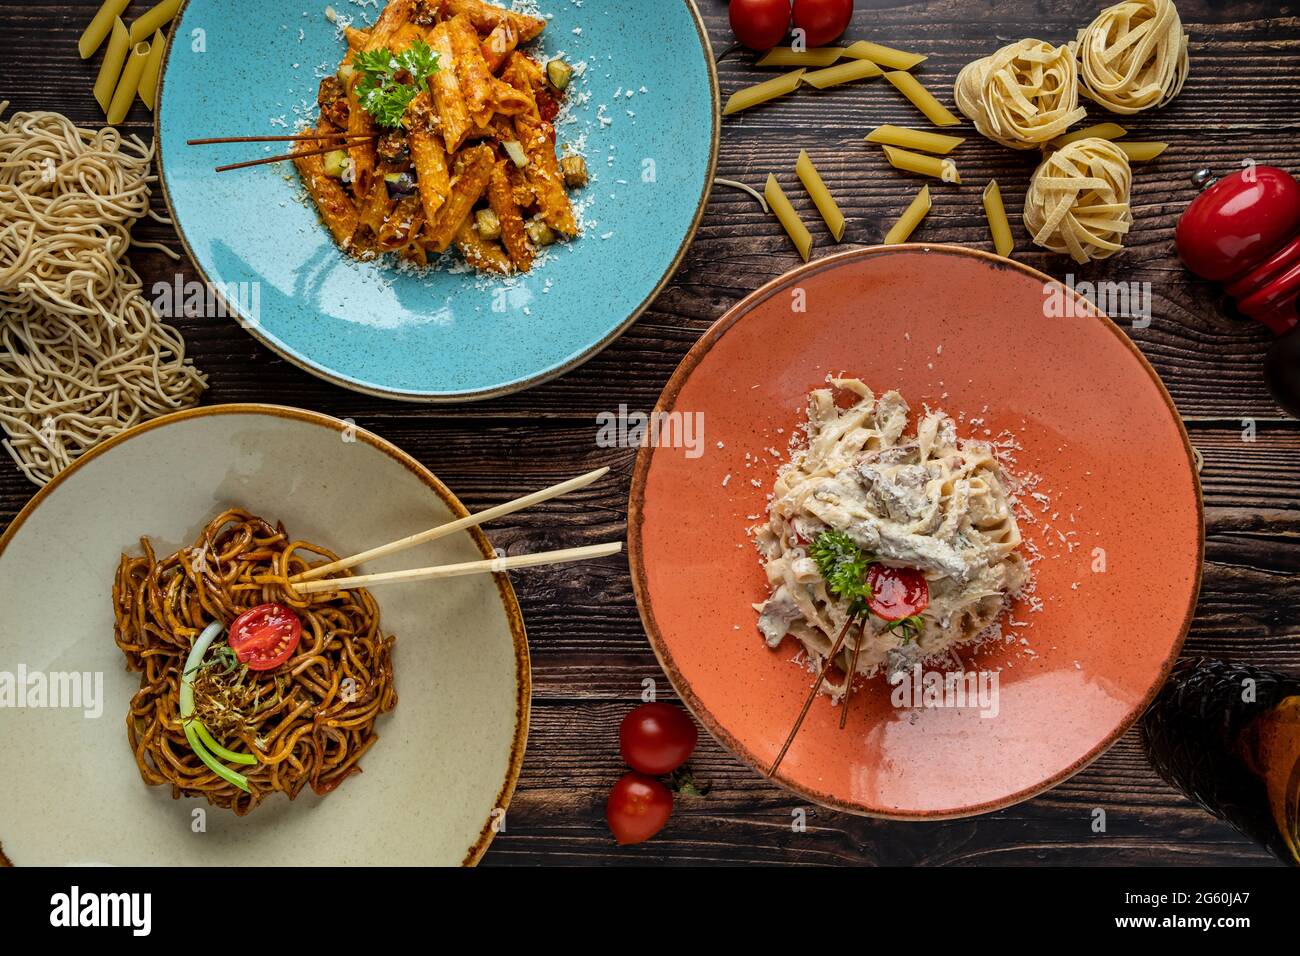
[0,403,531,866]
[627,243,1206,820]
[152,0,721,403]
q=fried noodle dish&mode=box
[113,509,397,814]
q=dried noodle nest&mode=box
[1023,137,1133,264]
[954,39,1088,149]
[1075,0,1189,114]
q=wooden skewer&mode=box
[768,616,857,776]
[291,542,623,595]
[838,623,865,730]
[292,466,610,582]
[214,143,344,173]
[188,133,377,145]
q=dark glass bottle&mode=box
[1140,657,1299,865]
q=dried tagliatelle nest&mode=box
[954,39,1088,149]
[1075,0,1190,114]
[1023,137,1133,264]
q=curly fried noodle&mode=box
[113,509,398,815]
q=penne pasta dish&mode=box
[754,380,1030,694]
[295,0,589,275]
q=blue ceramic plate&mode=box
[156,0,718,401]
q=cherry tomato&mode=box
[729,0,791,51]
[227,603,302,671]
[792,0,853,48]
[619,703,698,775]
[866,565,930,621]
[606,771,673,845]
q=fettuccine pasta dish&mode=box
[754,380,1029,691]
[296,0,588,274]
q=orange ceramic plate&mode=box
[630,245,1203,818]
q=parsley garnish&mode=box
[885,614,926,644]
[352,40,440,128]
[809,530,872,615]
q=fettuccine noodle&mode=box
[1024,137,1133,263]
[954,39,1088,149]
[1075,0,1189,114]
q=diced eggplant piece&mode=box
[559,154,588,189]
[525,220,555,248]
[384,171,418,198]
[475,208,502,241]
[546,59,573,91]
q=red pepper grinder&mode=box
[1175,165,1300,418]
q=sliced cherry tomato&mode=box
[866,564,930,621]
[792,0,853,48]
[729,0,792,51]
[619,703,698,775]
[227,603,302,672]
[606,771,673,845]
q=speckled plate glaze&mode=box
[630,245,1204,819]
[155,0,718,401]
[0,406,528,865]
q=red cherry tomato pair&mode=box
[605,703,699,845]
[729,0,853,52]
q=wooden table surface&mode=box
[3,0,1297,866]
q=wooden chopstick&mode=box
[188,134,378,145]
[292,466,611,583]
[214,143,344,173]
[291,542,624,595]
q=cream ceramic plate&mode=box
[0,406,528,866]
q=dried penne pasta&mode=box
[802,59,882,90]
[865,124,965,154]
[107,41,150,125]
[756,47,844,68]
[884,185,932,244]
[79,0,130,59]
[138,30,166,111]
[129,0,181,44]
[722,70,805,116]
[1049,122,1128,148]
[765,174,813,262]
[92,18,131,114]
[1116,141,1168,161]
[882,145,960,183]
[982,180,1014,257]
[842,40,926,71]
[795,150,846,242]
[885,71,961,127]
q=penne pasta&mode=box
[515,113,578,236]
[802,58,882,90]
[722,69,805,116]
[129,0,181,44]
[795,150,846,242]
[429,21,474,151]
[884,71,961,127]
[428,144,495,252]
[93,18,131,114]
[1116,141,1168,161]
[883,185,932,244]
[364,0,416,50]
[756,47,844,68]
[137,30,167,111]
[982,180,1014,257]
[1049,122,1128,148]
[444,0,547,43]
[842,40,926,71]
[448,15,496,127]
[882,145,960,183]
[765,174,813,262]
[79,0,130,59]
[294,142,361,247]
[408,94,451,225]
[456,219,514,274]
[488,160,532,271]
[108,42,151,125]
[865,124,964,155]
